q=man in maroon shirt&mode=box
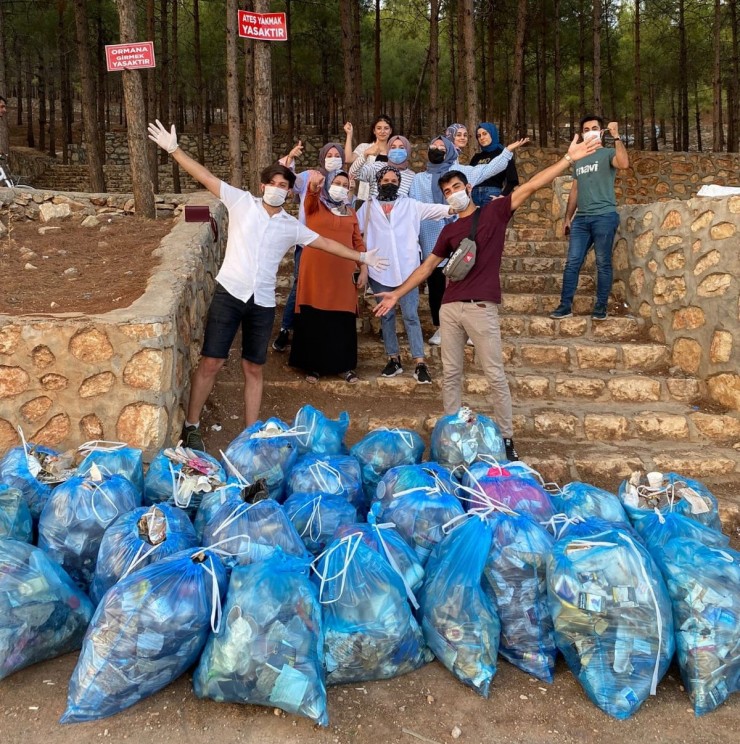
[374,135,599,460]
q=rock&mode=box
[123,349,167,391]
[79,372,116,398]
[520,344,569,367]
[671,338,702,375]
[660,210,682,229]
[574,454,644,481]
[451,726,462,739]
[0,325,22,355]
[0,418,20,453]
[652,276,687,305]
[517,375,550,398]
[464,375,491,395]
[38,226,61,235]
[69,328,114,363]
[32,414,71,447]
[710,330,733,364]
[583,414,630,440]
[690,210,714,232]
[666,377,701,402]
[690,413,740,443]
[31,345,56,368]
[575,346,619,370]
[663,250,685,270]
[80,214,100,228]
[24,263,38,270]
[633,230,654,258]
[709,221,736,240]
[554,376,605,399]
[367,416,422,431]
[672,306,705,331]
[651,452,736,478]
[607,376,661,402]
[693,249,721,276]
[40,373,69,391]
[39,202,72,222]
[0,365,30,398]
[63,267,79,277]
[633,413,689,440]
[20,396,53,423]
[706,373,740,411]
[697,273,732,297]
[533,411,578,437]
[79,414,105,440]
[621,344,669,370]
[116,402,168,449]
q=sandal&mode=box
[341,370,359,384]
[305,372,320,384]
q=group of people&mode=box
[148,112,627,461]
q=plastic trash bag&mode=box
[38,468,141,594]
[350,428,425,501]
[90,504,199,606]
[286,454,364,513]
[144,446,226,518]
[283,491,358,555]
[634,510,729,556]
[222,419,301,502]
[374,462,459,511]
[62,548,228,723]
[546,526,674,719]
[652,537,740,716]
[0,538,94,681]
[76,441,144,496]
[194,483,243,543]
[459,469,555,521]
[419,515,500,696]
[314,533,432,684]
[194,551,328,726]
[0,484,33,542]
[294,405,349,456]
[430,407,506,471]
[483,510,557,682]
[551,482,630,527]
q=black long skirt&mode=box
[288,305,358,376]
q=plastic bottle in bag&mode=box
[430,408,506,470]
[0,484,33,542]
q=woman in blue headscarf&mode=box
[470,123,520,207]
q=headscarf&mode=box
[445,123,467,152]
[387,135,411,170]
[476,122,503,155]
[375,165,402,202]
[426,135,457,205]
[318,142,345,175]
[319,170,351,216]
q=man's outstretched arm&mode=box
[374,253,444,317]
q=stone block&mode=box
[520,344,569,367]
[533,411,578,437]
[706,373,740,411]
[512,415,528,436]
[622,344,669,370]
[697,273,732,297]
[693,249,720,276]
[558,317,588,337]
[517,375,550,397]
[690,412,740,442]
[0,365,30,399]
[32,413,71,446]
[528,318,556,337]
[119,323,167,340]
[80,414,105,440]
[710,330,733,364]
[69,327,114,363]
[666,377,701,402]
[607,376,661,402]
[376,377,418,394]
[613,238,628,270]
[554,376,606,399]
[574,454,644,481]
[709,221,736,240]
[633,229,654,258]
[651,452,736,477]
[20,396,53,423]
[633,413,689,440]
[368,416,422,431]
[639,301,652,319]
[663,250,685,270]
[629,268,645,295]
[583,414,630,440]
[575,346,619,370]
[525,456,570,485]
[79,372,116,398]
[40,373,69,391]
[671,338,702,375]
[499,317,526,336]
[0,418,20,453]
[660,210,683,229]
[116,403,168,449]
[653,276,687,305]
[123,349,168,391]
[502,295,538,314]
[656,236,683,251]
[31,345,56,369]
[39,202,72,222]
[591,318,641,342]
[464,375,490,395]
[672,306,705,330]
[0,325,22,355]
[690,210,714,232]
[729,195,740,213]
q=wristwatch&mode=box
[613,137,622,142]
[563,154,573,164]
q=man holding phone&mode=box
[550,115,629,321]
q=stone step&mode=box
[504,239,571,258]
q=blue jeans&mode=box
[369,277,425,360]
[471,185,501,207]
[560,212,620,308]
[280,245,303,330]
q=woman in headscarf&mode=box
[470,122,520,207]
[289,170,367,384]
[445,123,470,156]
[350,134,415,199]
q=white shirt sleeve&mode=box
[220,181,254,210]
[296,222,320,247]
[416,201,453,221]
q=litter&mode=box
[286,454,364,514]
[76,441,144,496]
[293,405,350,456]
[0,484,33,542]
[283,491,358,555]
[430,407,506,470]
[374,462,459,511]
[550,482,630,527]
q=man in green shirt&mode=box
[550,114,630,320]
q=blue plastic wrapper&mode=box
[222,419,301,501]
[652,537,740,716]
[294,405,349,456]
[551,482,630,527]
[0,484,33,542]
[0,538,94,681]
[483,510,557,682]
[89,504,199,606]
[547,526,674,719]
[286,454,364,513]
[284,491,358,555]
[350,428,425,501]
[202,495,309,569]
[459,469,555,521]
[430,408,506,471]
[62,548,228,723]
[374,462,459,512]
[315,533,432,684]
[419,516,500,696]
[76,442,145,496]
[377,488,465,565]
[38,472,141,594]
[144,447,226,518]
[194,551,328,726]
[194,484,243,543]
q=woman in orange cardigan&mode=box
[289,170,367,383]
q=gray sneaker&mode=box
[180,424,205,452]
[549,304,573,319]
[381,357,403,377]
[592,303,608,320]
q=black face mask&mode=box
[378,183,400,201]
[428,148,446,164]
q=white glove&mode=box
[360,248,390,271]
[147,119,179,154]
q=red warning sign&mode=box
[238,10,288,41]
[105,42,156,71]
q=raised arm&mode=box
[278,140,304,169]
[343,122,354,163]
[466,138,530,187]
[607,121,630,169]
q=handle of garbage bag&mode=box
[293,495,324,543]
[312,532,363,605]
[201,555,223,633]
[309,461,343,494]
[78,440,128,454]
[372,522,420,610]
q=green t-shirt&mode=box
[573,147,617,216]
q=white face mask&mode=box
[583,129,602,143]
[328,184,349,202]
[262,185,288,207]
[446,190,470,211]
[325,156,343,171]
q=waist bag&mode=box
[442,207,481,282]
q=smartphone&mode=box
[352,268,361,285]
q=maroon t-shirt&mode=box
[432,195,514,304]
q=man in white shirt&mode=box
[148,121,387,451]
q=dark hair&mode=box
[261,163,296,189]
[580,114,604,131]
[369,114,394,143]
[0,95,6,105]
[437,170,468,189]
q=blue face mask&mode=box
[388,148,407,164]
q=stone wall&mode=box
[0,191,226,456]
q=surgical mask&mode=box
[378,183,400,201]
[388,148,407,164]
[583,130,602,143]
[446,190,470,211]
[325,156,343,171]
[328,184,348,202]
[262,185,288,207]
[428,148,445,164]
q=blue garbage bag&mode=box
[284,491,358,555]
[194,483,243,543]
[38,472,141,594]
[294,405,349,456]
[546,526,674,719]
[89,504,199,606]
[634,510,729,556]
[286,454,364,513]
[202,495,309,569]
[374,462,459,511]
[62,548,228,723]
[350,428,425,501]
[483,510,557,682]
[0,484,33,542]
[458,470,555,521]
[430,407,506,471]
[0,538,94,681]
[76,441,144,496]
[377,488,465,565]
[222,419,301,502]
[460,459,542,489]
[551,482,630,527]
[194,551,328,726]
[652,537,740,716]
[314,533,432,684]
[419,515,500,696]
[546,514,644,544]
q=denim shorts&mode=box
[201,285,276,364]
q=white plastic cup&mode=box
[646,471,664,489]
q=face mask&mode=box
[428,148,446,164]
[378,183,400,201]
[388,148,407,164]
[583,130,602,143]
[325,156,343,171]
[262,185,288,207]
[328,184,348,202]
[446,190,470,211]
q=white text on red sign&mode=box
[237,10,288,41]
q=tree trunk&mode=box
[25,55,34,148]
[96,0,106,160]
[429,0,440,136]
[374,0,381,118]
[160,0,169,166]
[578,0,586,117]
[193,0,205,162]
[0,2,8,160]
[48,74,56,158]
[508,0,527,137]
[243,14,255,189]
[593,0,602,113]
[226,0,242,187]
[115,0,155,217]
[448,2,457,124]
[536,14,547,146]
[649,79,658,151]
[58,1,70,164]
[694,81,702,152]
[285,0,294,141]
[485,5,495,122]
[351,0,364,131]
[171,0,181,192]
[461,0,478,156]
[633,0,644,149]
[38,53,47,153]
[252,0,272,193]
[713,0,723,151]
[678,0,689,151]
[729,0,739,151]
[340,0,360,127]
[553,0,561,144]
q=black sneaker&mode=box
[592,303,608,320]
[549,304,573,319]
[414,362,432,384]
[381,357,403,377]
[272,328,290,352]
[180,424,205,452]
[504,438,519,461]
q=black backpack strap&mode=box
[468,206,482,240]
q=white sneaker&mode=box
[429,329,442,345]
[466,338,475,346]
